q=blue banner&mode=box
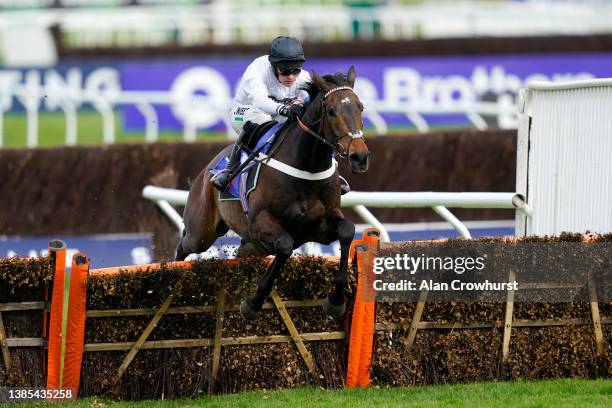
[4,53,612,132]
[120,53,612,131]
[0,233,153,269]
[0,63,120,113]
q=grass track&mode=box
[7,379,611,407]
[1,111,228,148]
[1,111,469,149]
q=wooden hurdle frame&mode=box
[59,228,377,395]
[84,259,356,394]
[373,239,611,369]
[1,231,610,397]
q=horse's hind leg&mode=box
[176,173,228,261]
[240,210,293,320]
[175,229,189,261]
[176,220,227,261]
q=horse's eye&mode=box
[357,102,364,112]
[327,106,337,117]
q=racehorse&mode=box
[175,66,370,320]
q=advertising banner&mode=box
[0,63,120,112]
[0,233,152,269]
[120,53,612,131]
[3,53,612,132]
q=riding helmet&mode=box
[268,36,306,70]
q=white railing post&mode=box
[363,109,388,135]
[136,102,159,143]
[183,119,197,143]
[0,110,4,148]
[432,206,471,239]
[61,100,78,146]
[154,200,185,234]
[352,204,391,242]
[94,101,115,145]
[406,110,429,133]
[25,103,39,148]
[465,111,488,131]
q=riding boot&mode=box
[339,175,351,195]
[211,128,250,191]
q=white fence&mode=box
[516,79,612,236]
[0,84,518,148]
[142,185,530,242]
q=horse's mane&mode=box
[302,72,348,107]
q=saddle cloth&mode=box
[209,121,284,214]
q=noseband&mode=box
[296,85,364,159]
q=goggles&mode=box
[277,67,301,76]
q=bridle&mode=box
[296,85,364,159]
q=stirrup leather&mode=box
[339,175,350,195]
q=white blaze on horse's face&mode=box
[323,86,370,174]
[325,90,364,142]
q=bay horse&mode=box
[176,66,370,320]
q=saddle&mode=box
[210,121,286,213]
[244,121,278,151]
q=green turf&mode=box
[1,111,228,148]
[6,378,611,407]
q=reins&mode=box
[295,85,363,159]
[296,117,336,151]
[264,84,362,162]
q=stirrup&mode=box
[211,169,233,191]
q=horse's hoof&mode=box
[240,298,260,320]
[323,296,346,318]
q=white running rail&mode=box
[142,185,531,242]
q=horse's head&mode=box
[311,66,370,174]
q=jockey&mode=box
[211,36,351,195]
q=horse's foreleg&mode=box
[324,214,355,318]
[240,210,294,320]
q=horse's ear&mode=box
[347,65,356,88]
[312,70,329,92]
